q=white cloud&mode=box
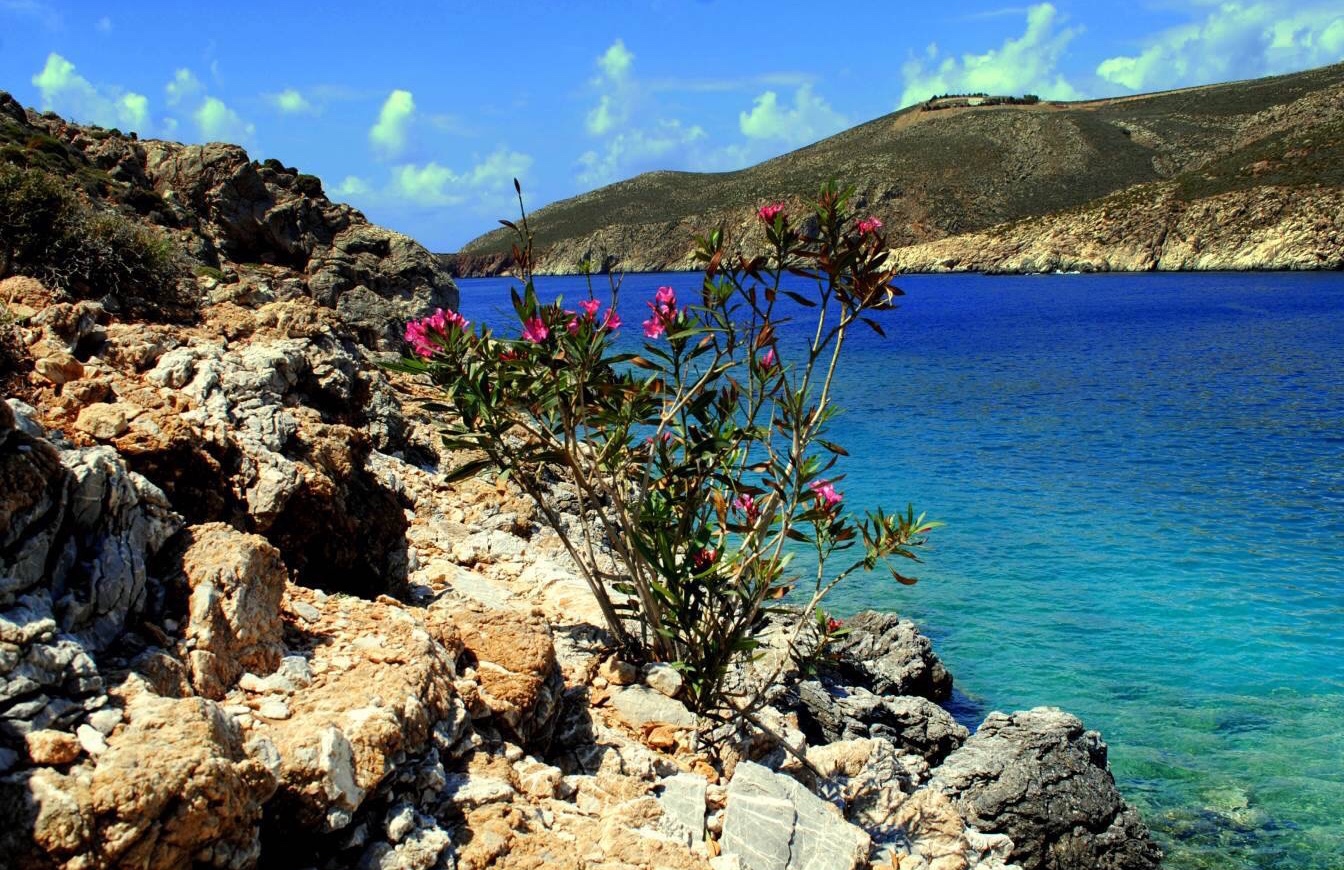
[194,96,255,143]
[266,88,315,114]
[165,68,203,107]
[577,120,706,186]
[30,53,150,132]
[899,3,1083,107]
[370,89,415,159]
[1097,2,1344,92]
[739,83,848,146]
[585,39,636,136]
[337,149,533,210]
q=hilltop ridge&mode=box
[453,61,1344,276]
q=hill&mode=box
[454,62,1344,275]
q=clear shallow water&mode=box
[457,271,1344,870]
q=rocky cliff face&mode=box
[2,97,1161,870]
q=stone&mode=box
[180,523,288,698]
[85,707,123,735]
[658,772,708,845]
[829,611,953,701]
[796,680,967,765]
[721,760,870,870]
[644,662,685,698]
[599,657,639,686]
[452,609,562,748]
[25,729,81,765]
[443,771,515,809]
[257,699,292,720]
[609,684,697,729]
[932,708,1162,870]
[75,723,108,756]
[33,352,84,386]
[73,403,131,440]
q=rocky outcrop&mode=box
[721,760,871,870]
[886,183,1344,274]
[933,708,1163,870]
[829,611,954,702]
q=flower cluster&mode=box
[405,308,469,358]
[809,478,843,510]
[580,297,621,331]
[642,285,677,339]
[757,202,786,223]
[857,216,884,235]
[733,492,761,523]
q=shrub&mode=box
[0,163,189,319]
[396,183,936,717]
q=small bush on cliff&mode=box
[0,163,189,319]
[396,183,935,717]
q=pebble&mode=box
[643,662,685,698]
[86,707,123,736]
[290,601,322,623]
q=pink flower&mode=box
[758,202,785,223]
[602,309,622,331]
[521,316,549,343]
[760,347,777,369]
[809,479,843,510]
[692,548,717,571]
[826,616,843,633]
[580,298,602,320]
[732,493,761,523]
[643,286,677,339]
[857,217,884,235]
[404,308,470,358]
[565,311,580,335]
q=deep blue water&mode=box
[456,271,1344,870]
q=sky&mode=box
[1,1,1342,251]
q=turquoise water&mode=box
[456,271,1344,869]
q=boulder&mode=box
[179,523,288,699]
[452,609,563,749]
[796,679,967,766]
[721,760,869,870]
[828,611,953,702]
[932,708,1162,870]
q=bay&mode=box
[455,270,1344,870]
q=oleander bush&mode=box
[397,182,936,715]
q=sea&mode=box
[455,270,1344,870]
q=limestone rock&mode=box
[179,523,288,699]
[932,708,1162,870]
[73,403,131,440]
[721,760,870,870]
[796,680,967,765]
[24,729,81,766]
[0,682,277,869]
[829,611,952,702]
[609,684,696,729]
[453,609,563,748]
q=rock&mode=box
[644,662,685,698]
[0,683,277,869]
[721,760,870,870]
[443,771,516,809]
[932,708,1162,870]
[179,523,288,699]
[75,723,108,756]
[796,680,967,765]
[85,707,123,735]
[25,729,81,765]
[73,403,130,440]
[33,352,84,385]
[829,611,953,701]
[599,657,639,686]
[452,609,563,748]
[658,772,708,845]
[609,684,697,729]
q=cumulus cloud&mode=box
[194,96,255,143]
[1097,2,1344,92]
[586,39,635,136]
[577,120,706,187]
[899,3,1083,107]
[31,53,150,131]
[266,88,316,114]
[337,149,533,210]
[739,83,848,146]
[371,89,416,159]
[165,68,203,107]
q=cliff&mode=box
[1,96,1161,870]
[453,62,1344,276]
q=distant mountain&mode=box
[452,62,1344,276]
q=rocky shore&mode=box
[1,96,1162,869]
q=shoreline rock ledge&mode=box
[0,95,1161,870]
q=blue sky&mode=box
[1,1,1342,250]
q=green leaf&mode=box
[442,457,494,484]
